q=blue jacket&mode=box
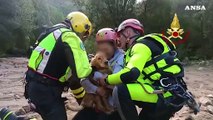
[109,49,124,73]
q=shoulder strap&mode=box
[136,33,176,56]
[155,34,176,51]
[137,36,164,58]
[36,25,70,44]
[137,34,183,80]
[136,34,179,69]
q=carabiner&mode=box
[160,77,171,87]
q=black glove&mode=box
[0,108,23,120]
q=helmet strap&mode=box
[64,18,73,30]
[125,34,140,48]
[129,34,140,40]
[130,29,141,40]
[121,31,140,49]
[120,32,128,39]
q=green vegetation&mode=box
[0,0,212,59]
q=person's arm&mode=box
[62,31,92,101]
[107,43,152,85]
[80,78,98,94]
[81,72,108,97]
[80,71,103,94]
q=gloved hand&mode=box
[0,108,21,120]
[98,74,108,87]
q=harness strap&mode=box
[36,24,70,46]
[155,34,176,51]
[26,69,68,87]
[143,62,183,81]
[144,51,176,68]
[137,35,184,82]
[138,37,163,58]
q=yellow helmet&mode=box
[66,11,92,37]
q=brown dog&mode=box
[81,52,114,114]
[90,52,112,74]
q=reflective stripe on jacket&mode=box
[28,25,92,83]
[107,33,183,85]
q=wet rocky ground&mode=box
[0,58,213,120]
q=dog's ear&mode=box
[88,54,95,62]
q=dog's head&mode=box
[90,52,109,70]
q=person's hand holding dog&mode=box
[98,74,108,87]
[96,87,108,97]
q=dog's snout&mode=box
[104,61,109,65]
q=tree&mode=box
[0,0,19,54]
[0,0,212,59]
[74,0,137,31]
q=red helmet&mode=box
[96,28,117,43]
[117,18,144,34]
